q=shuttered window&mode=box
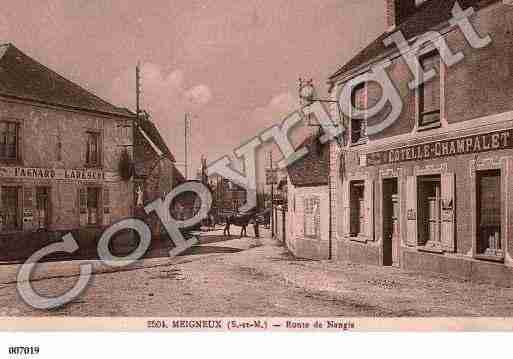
[86,132,101,166]
[349,181,365,236]
[350,83,367,144]
[0,121,19,161]
[419,51,441,127]
[406,173,455,252]
[345,179,374,240]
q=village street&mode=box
[1,228,513,317]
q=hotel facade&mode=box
[0,44,136,240]
[319,0,513,285]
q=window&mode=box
[304,197,320,238]
[417,175,441,247]
[476,170,502,257]
[418,51,441,128]
[0,186,20,231]
[0,121,19,161]
[86,132,101,166]
[349,180,365,236]
[350,83,367,144]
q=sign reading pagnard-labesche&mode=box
[0,166,115,181]
[366,128,513,166]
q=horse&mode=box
[223,210,257,237]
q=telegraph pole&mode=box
[136,63,141,118]
[184,113,189,179]
[270,150,274,238]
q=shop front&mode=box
[0,165,124,234]
[337,126,513,285]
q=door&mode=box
[1,186,19,231]
[36,187,50,230]
[87,188,100,225]
[383,179,399,266]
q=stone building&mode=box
[133,116,178,231]
[285,135,330,259]
[208,173,247,214]
[326,0,513,285]
[0,43,135,240]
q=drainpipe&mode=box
[328,162,333,260]
[328,143,333,260]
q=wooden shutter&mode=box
[0,186,3,231]
[364,179,374,240]
[441,172,456,252]
[79,188,87,226]
[406,175,418,247]
[341,180,350,237]
[103,187,111,226]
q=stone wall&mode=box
[0,98,134,233]
[286,182,330,260]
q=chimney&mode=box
[386,0,418,30]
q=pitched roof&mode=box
[173,166,186,184]
[0,43,134,118]
[136,118,175,162]
[286,134,329,187]
[328,0,499,81]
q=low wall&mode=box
[403,249,513,287]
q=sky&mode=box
[0,0,385,183]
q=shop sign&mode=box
[366,129,513,166]
[0,166,114,182]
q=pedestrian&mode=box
[253,217,260,238]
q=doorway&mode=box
[36,187,50,230]
[87,188,100,225]
[382,178,399,266]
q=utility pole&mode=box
[270,150,274,238]
[136,63,141,119]
[184,113,189,179]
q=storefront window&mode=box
[417,175,442,247]
[1,186,20,231]
[0,121,19,161]
[477,170,502,256]
[349,180,365,236]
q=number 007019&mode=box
[9,346,39,355]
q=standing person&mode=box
[253,217,260,238]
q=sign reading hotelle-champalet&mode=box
[366,128,513,166]
[0,166,119,182]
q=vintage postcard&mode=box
[0,0,513,339]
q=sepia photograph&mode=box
[0,0,512,342]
